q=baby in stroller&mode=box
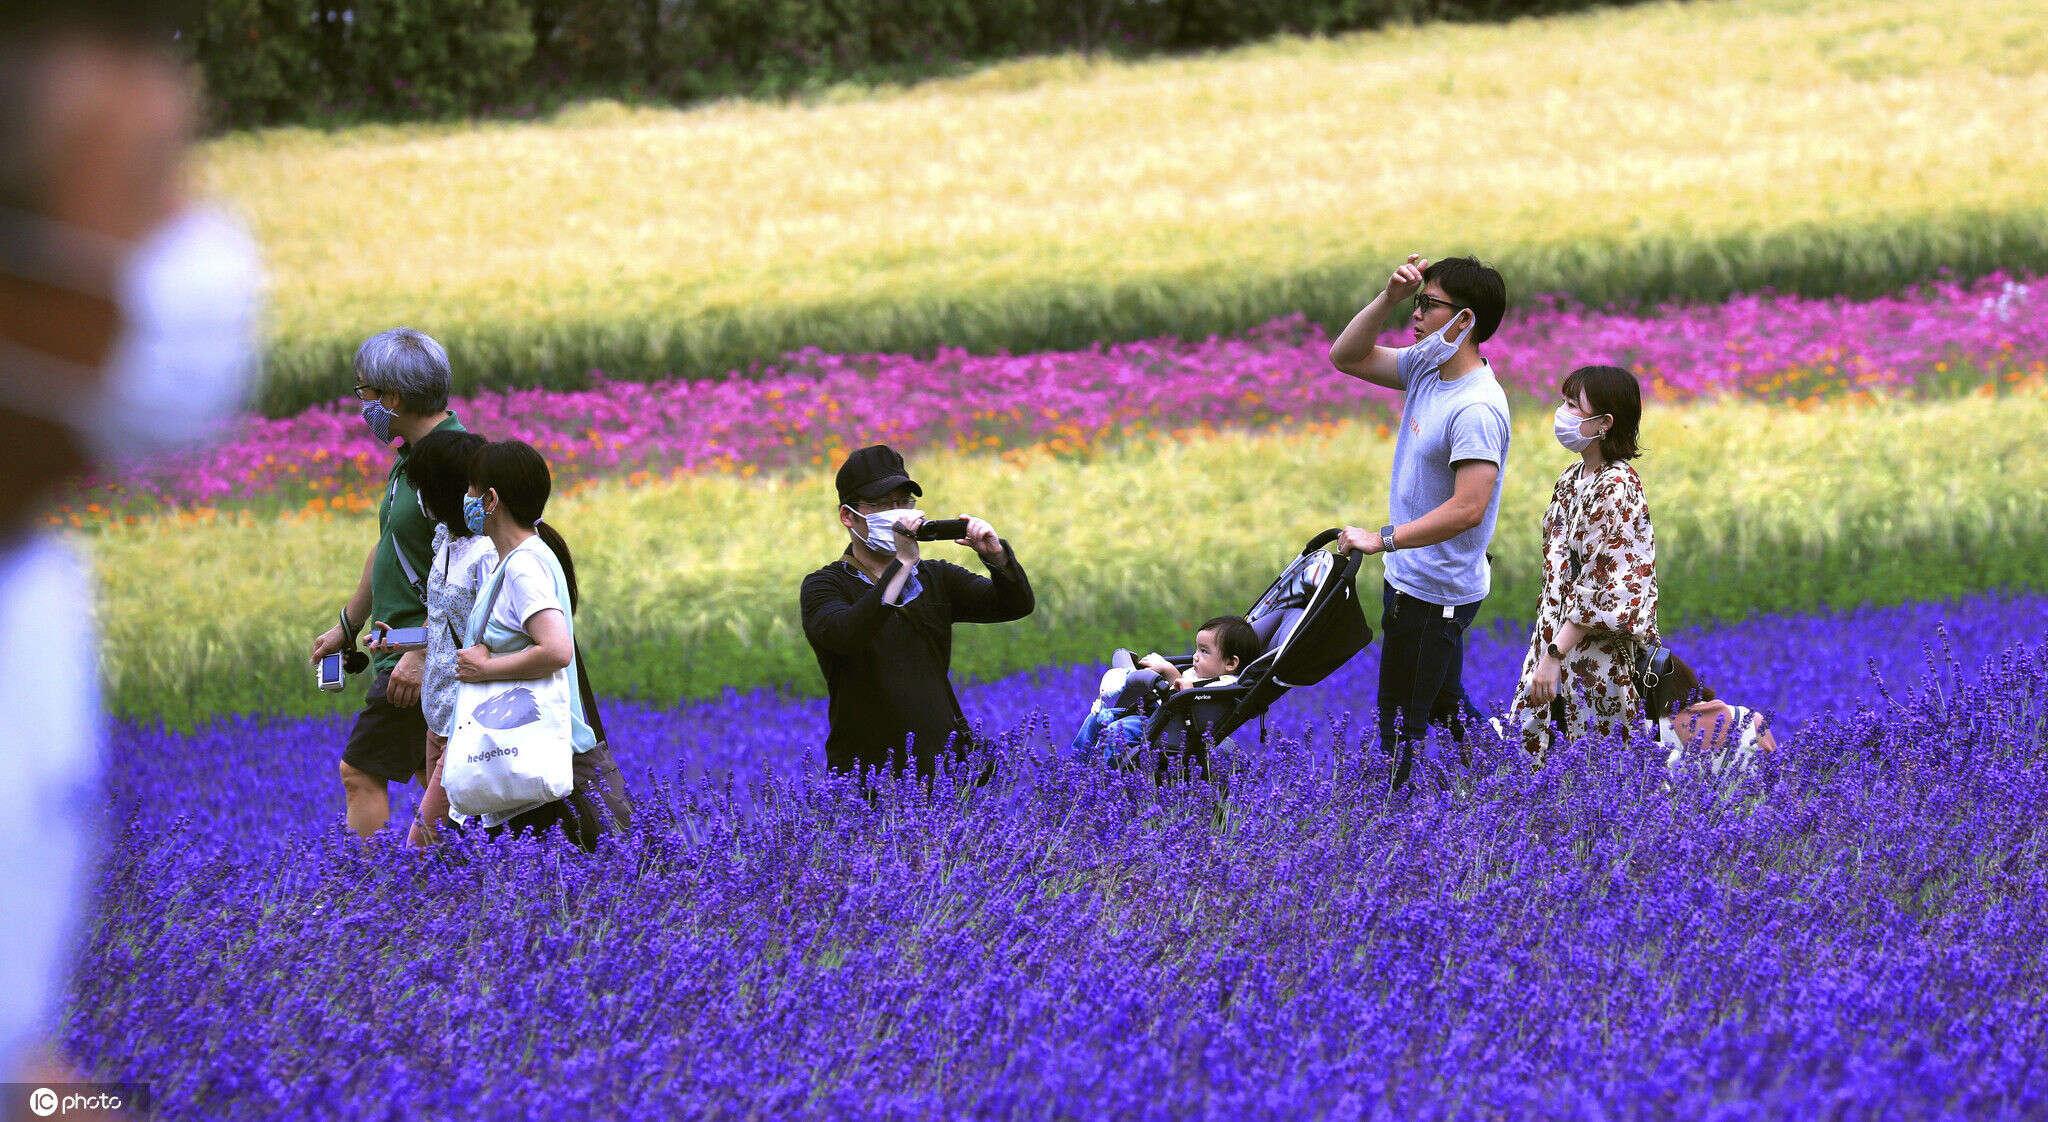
[1068,615,1260,764]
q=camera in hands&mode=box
[317,648,369,692]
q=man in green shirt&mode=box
[308,328,467,838]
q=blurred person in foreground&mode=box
[1328,254,1512,789]
[305,328,465,839]
[801,444,1034,779]
[0,0,261,1094]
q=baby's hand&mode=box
[1139,653,1178,679]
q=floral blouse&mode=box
[1510,461,1660,752]
[422,524,497,738]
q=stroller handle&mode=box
[1304,527,1345,555]
[1303,527,1369,588]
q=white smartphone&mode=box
[316,653,346,692]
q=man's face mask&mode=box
[0,204,264,463]
[361,398,396,443]
[1409,306,1476,375]
[844,505,923,553]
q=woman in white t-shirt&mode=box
[451,440,631,846]
[373,430,492,847]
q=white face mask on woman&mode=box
[0,204,264,463]
[1553,404,1609,454]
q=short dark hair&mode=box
[1560,364,1644,461]
[1421,256,1507,344]
[403,430,486,536]
[1645,652,1716,719]
[1200,615,1261,671]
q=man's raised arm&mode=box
[1329,253,1429,390]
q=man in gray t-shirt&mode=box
[1329,254,1511,788]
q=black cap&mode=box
[835,444,922,504]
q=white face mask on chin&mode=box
[1409,308,1476,375]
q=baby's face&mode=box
[1190,628,1236,680]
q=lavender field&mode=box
[71,593,2048,1118]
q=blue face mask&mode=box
[463,493,490,534]
[360,399,395,443]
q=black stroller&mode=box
[1103,529,1374,780]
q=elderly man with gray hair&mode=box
[308,328,467,838]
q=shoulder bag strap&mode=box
[467,550,515,649]
[393,535,427,599]
[573,640,607,743]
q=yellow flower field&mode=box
[202,0,2048,412]
[93,392,2048,725]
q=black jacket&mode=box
[800,543,1034,775]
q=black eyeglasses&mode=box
[352,383,382,402]
[1414,294,1467,316]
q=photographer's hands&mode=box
[889,515,923,565]
[958,516,1006,568]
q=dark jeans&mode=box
[1378,582,1485,788]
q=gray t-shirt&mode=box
[1381,346,1512,606]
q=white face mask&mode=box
[1409,307,1476,375]
[845,506,923,553]
[1554,404,1608,453]
[0,205,264,463]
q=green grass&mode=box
[97,393,2048,727]
[201,0,2048,415]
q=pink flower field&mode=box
[57,273,2046,523]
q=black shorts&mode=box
[340,669,428,783]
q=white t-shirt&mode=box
[479,545,569,640]
[1382,346,1512,606]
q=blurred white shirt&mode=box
[0,531,101,1077]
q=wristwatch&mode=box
[1545,641,1563,661]
[1379,524,1399,552]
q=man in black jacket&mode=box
[801,444,1035,777]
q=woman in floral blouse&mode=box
[1510,365,1659,754]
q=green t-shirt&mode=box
[369,412,466,673]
